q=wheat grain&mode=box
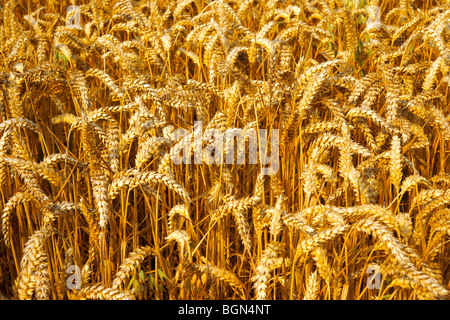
[252,242,284,300]
[74,283,135,300]
[304,271,319,300]
[111,246,154,290]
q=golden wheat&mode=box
[0,0,450,301]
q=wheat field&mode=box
[0,0,450,300]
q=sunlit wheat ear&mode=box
[268,195,284,239]
[73,284,135,300]
[85,68,124,100]
[304,271,319,300]
[157,151,174,177]
[310,205,404,234]
[389,135,403,191]
[414,189,450,241]
[111,246,154,290]
[67,68,92,113]
[348,72,379,104]
[33,250,50,300]
[4,158,52,204]
[422,55,443,92]
[79,198,99,266]
[91,173,110,229]
[2,190,33,247]
[212,194,256,222]
[15,224,53,300]
[135,137,171,170]
[6,81,24,119]
[382,66,399,124]
[166,230,191,262]
[302,163,319,206]
[251,172,265,205]
[311,247,332,285]
[187,261,245,296]
[400,175,431,199]
[231,208,252,253]
[40,153,89,170]
[80,261,92,289]
[430,173,450,188]
[385,250,443,299]
[0,117,42,135]
[4,156,62,186]
[108,169,191,203]
[353,218,448,299]
[346,107,396,134]
[252,242,284,300]
[388,276,436,300]
[294,224,351,267]
[422,190,450,217]
[167,204,191,234]
[0,128,11,185]
[105,121,120,174]
[282,207,316,236]
[221,166,234,194]
[303,121,341,136]
[391,12,422,43]
[283,69,329,143]
[80,117,99,164]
